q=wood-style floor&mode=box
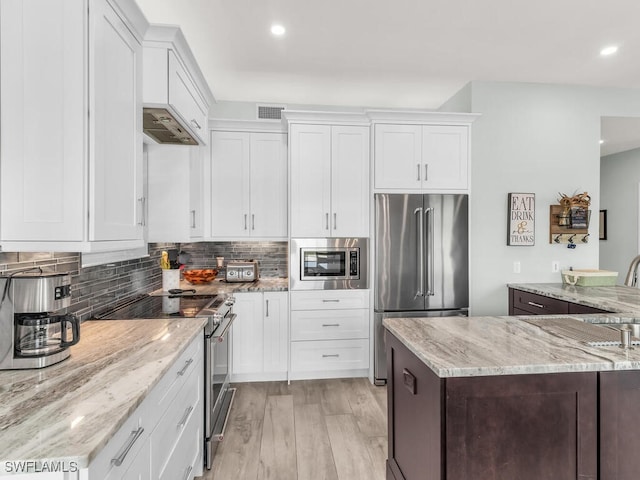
[198,378,388,480]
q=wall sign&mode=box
[507,193,535,246]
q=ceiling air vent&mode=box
[257,104,286,120]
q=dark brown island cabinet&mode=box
[508,288,610,315]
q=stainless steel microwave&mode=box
[290,238,368,290]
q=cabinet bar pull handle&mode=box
[244,214,248,230]
[182,465,193,480]
[403,368,417,395]
[191,210,196,228]
[266,299,269,317]
[333,213,337,230]
[527,301,545,309]
[424,163,428,181]
[322,299,340,303]
[322,323,340,327]
[252,214,255,230]
[325,213,329,230]
[177,405,194,428]
[417,163,421,181]
[190,119,201,130]
[137,197,146,226]
[177,358,193,376]
[322,354,340,358]
[111,427,144,466]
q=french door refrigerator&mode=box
[374,193,469,384]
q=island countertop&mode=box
[383,314,640,378]
[0,317,207,473]
[508,283,640,313]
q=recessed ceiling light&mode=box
[271,24,286,36]
[600,45,619,56]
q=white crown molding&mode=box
[109,0,149,43]
[209,119,287,133]
[281,110,370,126]
[365,109,481,125]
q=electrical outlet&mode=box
[513,261,521,274]
[552,261,560,273]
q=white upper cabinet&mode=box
[0,0,147,252]
[147,144,204,242]
[142,26,214,146]
[370,111,479,193]
[287,112,370,238]
[211,128,287,239]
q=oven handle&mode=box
[212,313,236,342]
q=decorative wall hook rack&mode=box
[549,204,590,245]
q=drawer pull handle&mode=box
[322,354,340,358]
[322,299,340,303]
[111,427,144,466]
[403,368,417,395]
[182,465,193,480]
[322,323,340,327]
[190,119,201,130]
[527,301,545,309]
[177,405,194,429]
[177,358,193,376]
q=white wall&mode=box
[442,82,640,315]
[600,147,640,279]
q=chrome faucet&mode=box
[624,255,640,286]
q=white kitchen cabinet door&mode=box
[90,0,143,241]
[263,292,288,374]
[290,124,332,237]
[147,144,204,242]
[231,292,264,375]
[250,133,288,237]
[168,51,208,145]
[374,124,423,190]
[211,131,251,237]
[422,125,469,190]
[331,126,370,237]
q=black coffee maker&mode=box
[0,272,80,370]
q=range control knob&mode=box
[224,296,236,306]
[212,312,223,326]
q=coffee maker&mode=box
[0,272,80,370]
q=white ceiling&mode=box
[134,0,640,154]
[601,117,640,156]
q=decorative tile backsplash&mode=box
[180,241,288,278]
[0,241,287,321]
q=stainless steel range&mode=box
[93,292,236,470]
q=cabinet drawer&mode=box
[151,358,202,478]
[511,290,569,315]
[291,309,369,341]
[568,302,609,314]
[290,289,370,310]
[168,51,207,144]
[147,334,202,414]
[290,339,369,372]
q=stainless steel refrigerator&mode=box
[374,193,469,384]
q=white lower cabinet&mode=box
[231,291,288,382]
[83,334,203,480]
[289,290,370,380]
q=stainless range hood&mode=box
[143,108,199,145]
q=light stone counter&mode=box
[0,317,207,473]
[508,283,640,313]
[384,314,640,378]
[150,277,288,296]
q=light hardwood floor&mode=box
[198,378,388,480]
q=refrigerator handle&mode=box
[414,207,424,297]
[425,207,435,296]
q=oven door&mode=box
[205,313,236,469]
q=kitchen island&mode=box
[0,317,207,478]
[384,314,640,480]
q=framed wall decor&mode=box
[507,193,535,246]
[599,210,607,240]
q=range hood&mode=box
[143,108,199,145]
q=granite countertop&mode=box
[0,317,207,472]
[150,277,289,296]
[508,283,640,313]
[384,314,640,379]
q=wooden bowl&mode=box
[183,269,217,284]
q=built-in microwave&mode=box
[290,238,368,290]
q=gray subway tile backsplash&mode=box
[0,241,287,322]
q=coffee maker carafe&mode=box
[0,272,80,370]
